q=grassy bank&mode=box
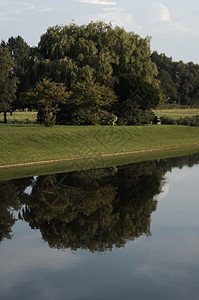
[1,123,199,180]
[1,124,199,165]
[1,146,199,181]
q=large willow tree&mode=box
[35,22,158,86]
[30,22,160,124]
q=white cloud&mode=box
[98,6,141,30]
[9,4,53,16]
[75,0,117,5]
[0,231,82,295]
[148,2,199,37]
[39,8,53,13]
[149,2,170,23]
[11,9,21,15]
[25,5,36,11]
[156,182,169,201]
[0,12,11,21]
[171,21,199,36]
[13,4,37,13]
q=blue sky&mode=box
[1,0,199,63]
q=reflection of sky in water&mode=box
[24,176,38,195]
[1,163,199,299]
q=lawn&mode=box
[1,124,199,167]
[1,109,199,123]
[153,108,199,119]
[0,111,37,123]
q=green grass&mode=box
[153,109,199,119]
[2,109,199,123]
[1,146,199,181]
[0,111,37,123]
[1,124,199,166]
[1,123,199,180]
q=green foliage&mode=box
[117,103,155,125]
[2,22,161,125]
[30,22,159,125]
[115,75,159,125]
[36,22,159,88]
[151,51,199,106]
[158,70,178,100]
[26,78,70,126]
[97,109,118,125]
[37,99,57,127]
[58,80,118,125]
[116,75,160,109]
[3,22,199,126]
[6,22,199,124]
[6,36,31,93]
[0,47,19,123]
[160,115,199,127]
[159,116,176,125]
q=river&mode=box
[1,153,199,299]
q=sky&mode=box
[1,0,199,63]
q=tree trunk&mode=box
[4,112,7,123]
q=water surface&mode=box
[1,153,199,300]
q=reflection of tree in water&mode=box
[19,162,162,252]
[2,151,199,251]
[0,177,32,242]
[156,152,199,173]
[0,182,17,242]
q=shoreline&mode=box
[1,144,199,169]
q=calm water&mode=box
[1,154,199,300]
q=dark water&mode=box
[1,153,199,300]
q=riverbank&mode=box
[1,124,199,166]
[1,124,199,179]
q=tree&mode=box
[0,47,18,123]
[32,22,159,124]
[58,80,118,125]
[6,36,31,90]
[26,78,71,126]
[34,22,159,91]
[158,70,178,100]
[151,51,199,106]
[114,75,160,125]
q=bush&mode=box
[117,101,155,125]
[160,116,176,125]
[176,115,199,127]
[72,108,94,125]
[71,109,118,125]
[98,110,117,125]
[37,102,57,127]
[160,115,199,127]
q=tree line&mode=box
[151,51,199,107]
[1,21,199,126]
